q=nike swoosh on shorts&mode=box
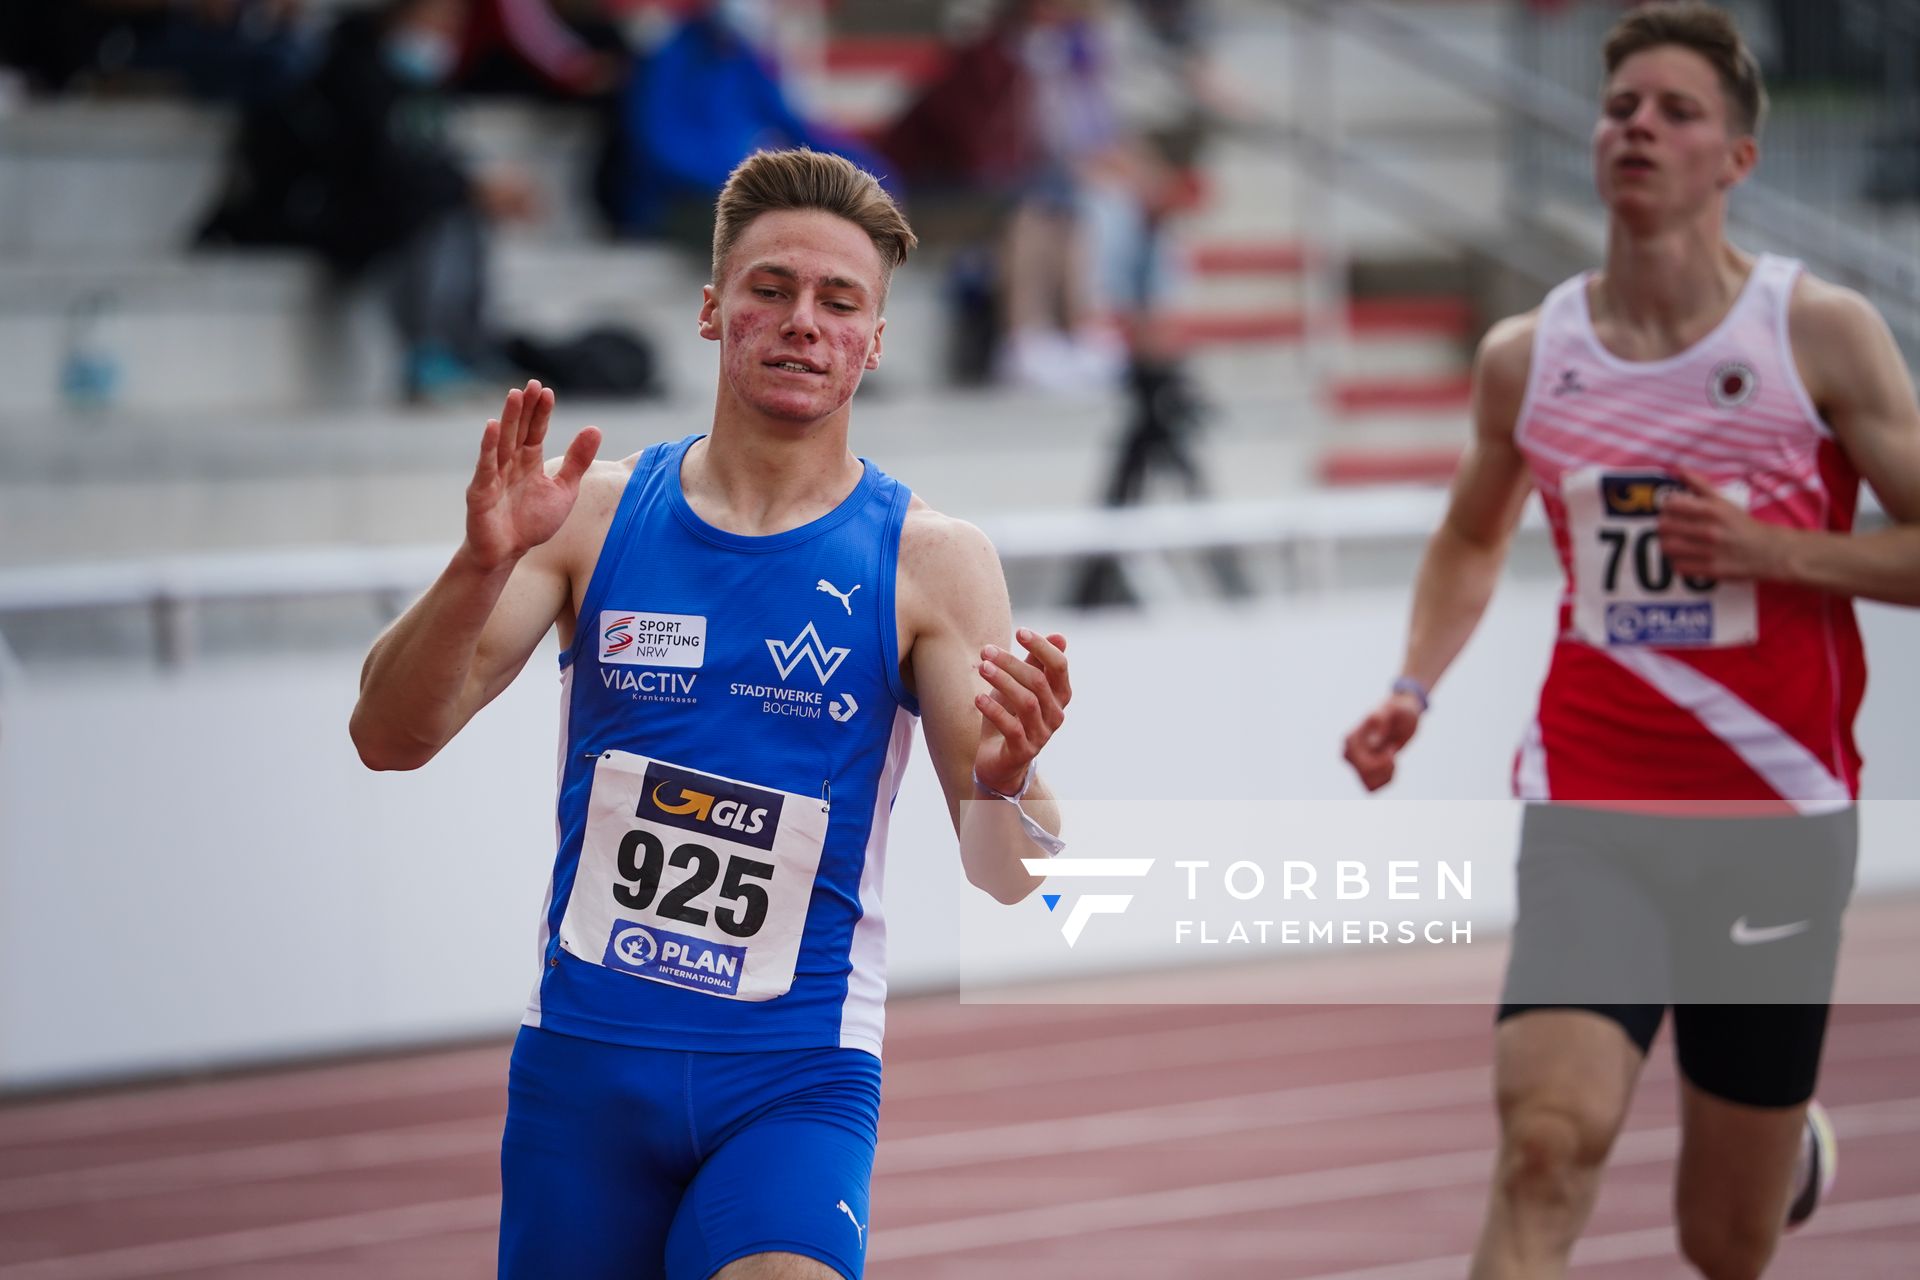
[1729,917,1812,946]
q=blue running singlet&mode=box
[524,435,920,1059]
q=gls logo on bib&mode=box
[639,760,784,852]
[1600,473,1682,518]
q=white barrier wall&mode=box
[5,584,1919,1088]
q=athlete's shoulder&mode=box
[543,452,641,569]
[1787,270,1888,351]
[1478,308,1542,379]
[1787,271,1905,405]
[897,499,1008,648]
[569,452,642,522]
[900,496,999,585]
[1472,308,1543,430]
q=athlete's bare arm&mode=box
[899,501,1066,904]
[1659,276,1920,604]
[351,382,604,770]
[1343,313,1538,791]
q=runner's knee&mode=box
[1676,1213,1777,1280]
[1495,1101,1615,1208]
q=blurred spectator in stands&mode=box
[599,0,882,243]
[997,0,1211,394]
[1102,0,1243,357]
[459,0,627,101]
[879,0,1195,395]
[877,2,1042,383]
[198,0,542,402]
[0,0,312,103]
[882,3,1040,200]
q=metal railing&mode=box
[0,491,1477,670]
[0,479,1887,672]
[1275,0,1920,357]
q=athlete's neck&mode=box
[1593,222,1753,358]
[681,414,864,537]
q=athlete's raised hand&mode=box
[465,380,601,571]
[1658,467,1785,582]
[973,629,1071,796]
[1342,691,1424,792]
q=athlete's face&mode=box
[700,210,887,427]
[1593,46,1757,225]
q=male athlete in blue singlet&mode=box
[350,149,1071,1280]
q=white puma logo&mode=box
[816,579,861,614]
[836,1199,865,1247]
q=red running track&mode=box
[4,922,1918,1277]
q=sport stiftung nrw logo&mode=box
[1019,857,1155,947]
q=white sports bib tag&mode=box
[559,751,829,1001]
[1563,466,1757,649]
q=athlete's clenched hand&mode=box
[1657,467,1787,582]
[1342,692,1424,792]
[973,629,1071,796]
[465,380,601,571]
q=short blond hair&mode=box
[1603,2,1768,137]
[710,149,917,301]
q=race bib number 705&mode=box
[1562,467,1758,648]
[558,752,830,1001]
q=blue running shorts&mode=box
[499,1025,881,1279]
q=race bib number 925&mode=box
[558,753,829,1000]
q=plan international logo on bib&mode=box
[604,920,746,995]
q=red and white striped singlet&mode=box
[1512,254,1865,813]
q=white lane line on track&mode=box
[0,1049,506,1148]
[8,998,1913,1147]
[9,1095,1920,1277]
[15,1016,1920,1216]
[884,1005,1483,1101]
[0,1197,500,1280]
[883,1015,1920,1173]
[866,1096,1920,1262]
[1292,1191,1920,1280]
[881,1067,1490,1174]
[0,1119,498,1214]
[0,1005,1463,1146]
[1,1068,1493,1217]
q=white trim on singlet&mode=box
[1514,718,1550,802]
[1603,647,1853,814]
[1511,280,1586,458]
[1766,256,1837,442]
[838,706,918,1058]
[524,662,574,1028]
[1570,257,1772,376]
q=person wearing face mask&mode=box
[199,0,540,400]
[1340,5,1920,1277]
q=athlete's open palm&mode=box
[974,630,1071,795]
[466,380,601,570]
